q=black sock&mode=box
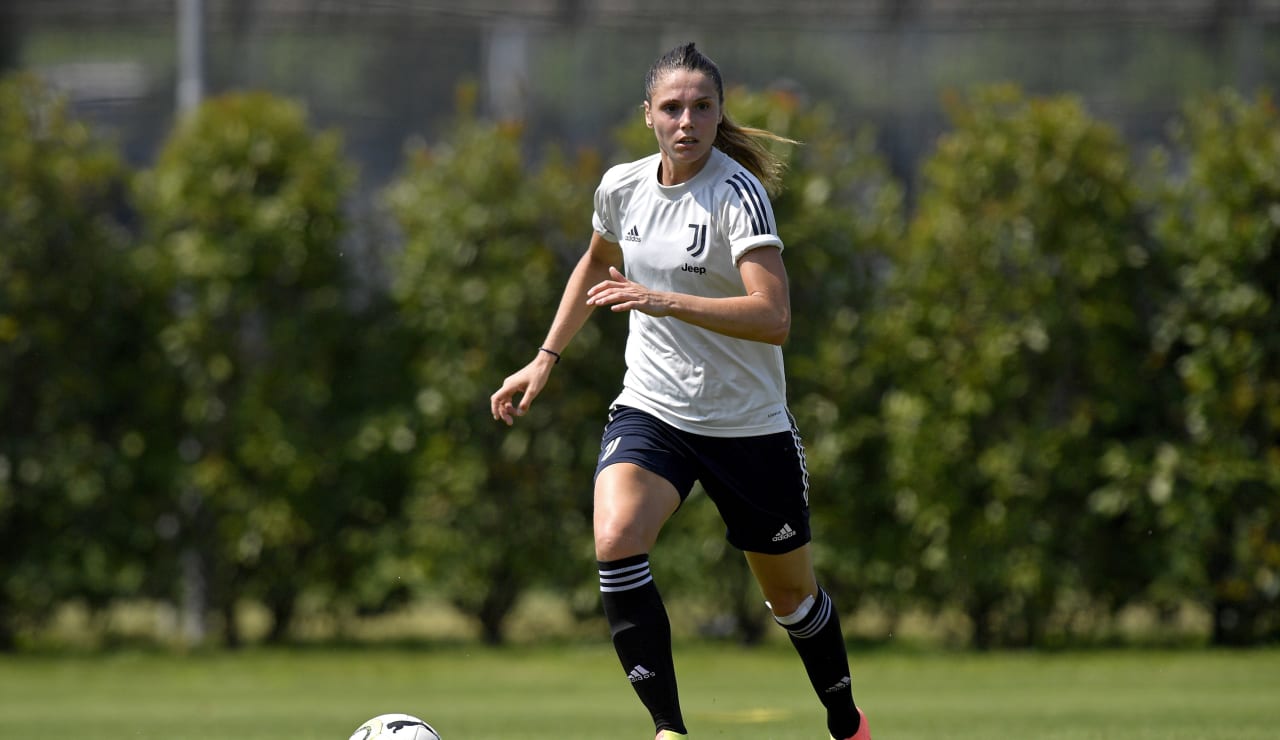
[599,554,686,735]
[775,588,860,738]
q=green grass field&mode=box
[2,643,1277,739]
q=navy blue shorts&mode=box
[594,405,811,554]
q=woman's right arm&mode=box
[490,232,623,425]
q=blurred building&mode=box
[4,1,1279,194]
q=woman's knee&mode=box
[745,547,819,616]
[594,526,650,561]
[593,464,679,559]
[764,587,816,618]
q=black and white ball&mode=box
[348,713,442,740]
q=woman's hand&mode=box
[489,351,558,426]
[586,266,671,315]
[586,252,790,346]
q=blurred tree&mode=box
[305,289,424,637]
[383,85,613,644]
[874,86,1168,648]
[0,73,180,650]
[134,91,354,646]
[1150,89,1280,645]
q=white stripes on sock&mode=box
[778,588,832,639]
[599,559,654,593]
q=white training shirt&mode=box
[592,148,790,437]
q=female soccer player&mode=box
[490,42,871,740]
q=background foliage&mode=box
[0,73,177,650]
[1149,90,1280,645]
[870,86,1170,648]
[382,86,611,643]
[132,90,355,646]
[1,71,1277,650]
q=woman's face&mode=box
[644,68,722,182]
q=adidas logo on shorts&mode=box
[772,523,797,542]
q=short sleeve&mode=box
[592,178,619,242]
[722,170,784,264]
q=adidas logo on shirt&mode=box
[825,675,852,694]
[628,665,656,683]
[772,523,797,542]
[623,225,641,242]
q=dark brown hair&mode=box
[644,42,797,195]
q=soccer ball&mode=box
[348,713,442,740]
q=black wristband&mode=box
[539,347,561,364]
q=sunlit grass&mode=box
[2,643,1278,739]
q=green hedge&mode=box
[2,72,1277,649]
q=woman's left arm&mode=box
[585,246,791,345]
